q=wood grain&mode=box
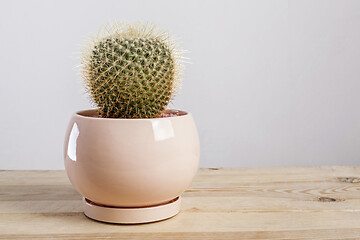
[1,167,360,239]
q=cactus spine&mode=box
[80,23,182,118]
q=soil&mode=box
[94,110,181,119]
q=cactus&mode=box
[80,23,182,118]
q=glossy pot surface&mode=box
[64,109,200,207]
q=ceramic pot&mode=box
[64,109,200,223]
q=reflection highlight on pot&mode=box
[151,119,174,141]
[67,122,79,161]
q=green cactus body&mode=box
[81,23,182,118]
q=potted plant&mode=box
[64,23,200,224]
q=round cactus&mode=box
[80,23,182,118]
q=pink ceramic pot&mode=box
[64,109,200,209]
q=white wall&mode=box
[1,0,360,169]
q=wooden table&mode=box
[1,167,360,239]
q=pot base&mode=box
[83,196,181,224]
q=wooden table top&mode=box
[1,167,360,239]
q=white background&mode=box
[1,0,360,169]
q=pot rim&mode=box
[74,109,190,121]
